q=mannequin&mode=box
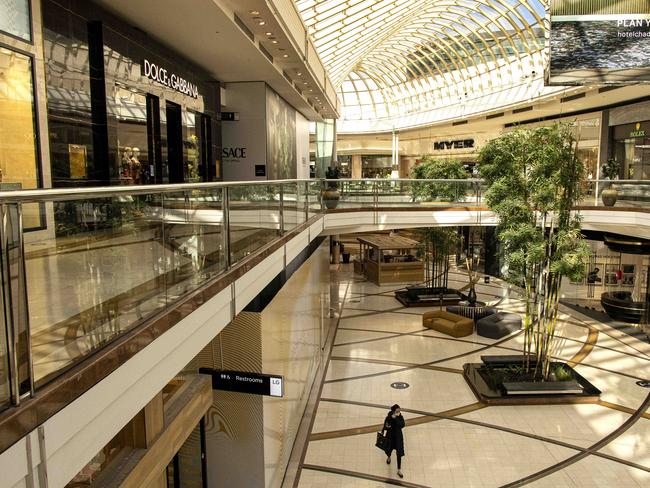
[131,147,142,184]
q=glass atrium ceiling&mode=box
[295,1,554,131]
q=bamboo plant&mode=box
[478,124,590,380]
[414,227,457,290]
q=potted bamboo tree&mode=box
[600,158,620,207]
[476,124,593,390]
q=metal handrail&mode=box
[0,178,487,202]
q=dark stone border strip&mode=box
[288,278,351,487]
[323,331,524,384]
[310,401,485,441]
[315,398,650,475]
[301,464,430,488]
[500,391,650,487]
[334,328,429,347]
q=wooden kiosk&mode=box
[355,234,424,285]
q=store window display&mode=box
[613,121,650,181]
[114,85,151,185]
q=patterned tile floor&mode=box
[294,266,650,488]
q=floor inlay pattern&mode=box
[294,266,650,487]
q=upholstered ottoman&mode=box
[476,312,522,339]
[422,310,474,338]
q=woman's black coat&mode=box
[383,413,405,456]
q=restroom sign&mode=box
[199,368,284,397]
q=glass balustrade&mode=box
[4,176,641,407]
[228,184,283,264]
[588,180,650,209]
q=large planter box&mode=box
[463,355,601,405]
[395,287,462,307]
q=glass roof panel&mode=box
[295,0,548,128]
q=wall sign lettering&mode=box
[199,368,284,397]
[432,139,475,150]
[223,147,247,159]
[142,59,199,98]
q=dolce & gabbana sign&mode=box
[142,59,199,98]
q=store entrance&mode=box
[166,101,184,183]
[166,419,208,488]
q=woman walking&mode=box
[383,404,405,478]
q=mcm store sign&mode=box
[142,59,199,98]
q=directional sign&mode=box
[199,368,284,397]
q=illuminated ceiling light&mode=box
[258,21,266,26]
[250,10,259,15]
[283,54,289,58]
[297,72,302,76]
[272,40,278,44]
[265,32,273,36]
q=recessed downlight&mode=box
[283,54,289,58]
[250,10,260,15]
[265,32,273,36]
[272,40,278,44]
[258,21,266,26]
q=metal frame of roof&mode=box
[295,0,548,126]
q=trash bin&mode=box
[342,252,350,264]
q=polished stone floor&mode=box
[296,266,650,488]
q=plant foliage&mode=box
[411,157,468,202]
[478,124,590,380]
[601,158,620,180]
[413,227,457,289]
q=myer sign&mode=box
[142,59,199,98]
[432,139,475,151]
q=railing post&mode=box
[373,180,379,224]
[222,187,231,270]
[279,184,285,235]
[304,181,309,221]
[0,203,33,404]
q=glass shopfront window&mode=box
[0,0,31,41]
[0,46,41,227]
[362,155,392,178]
[183,110,203,183]
[44,1,96,186]
[613,122,650,180]
[114,84,151,185]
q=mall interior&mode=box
[1,1,650,487]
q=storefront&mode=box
[612,121,650,180]
[505,114,601,179]
[43,0,222,187]
[0,0,43,228]
[361,154,392,178]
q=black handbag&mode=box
[375,431,389,451]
